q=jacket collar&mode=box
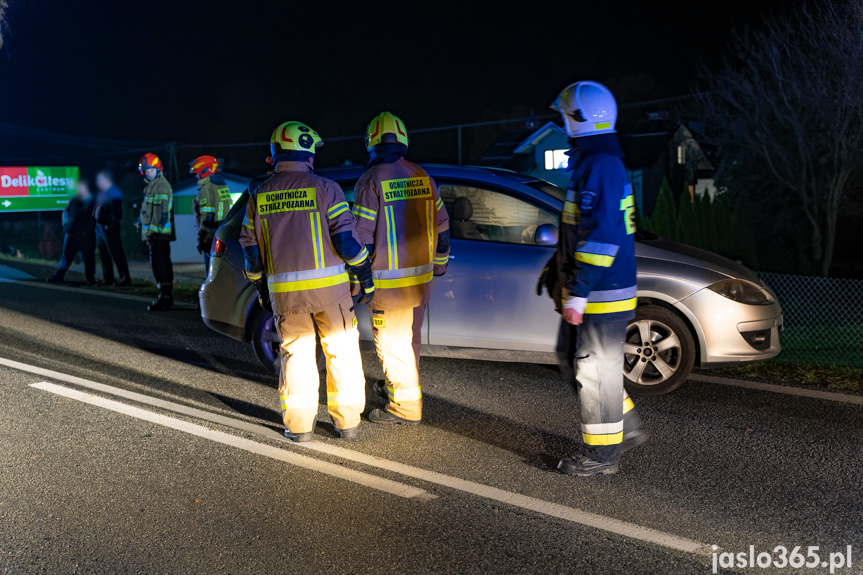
[275,161,312,174]
[197,176,211,186]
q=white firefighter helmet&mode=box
[550,81,618,138]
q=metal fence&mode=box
[759,272,863,367]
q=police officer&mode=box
[352,112,450,425]
[138,153,175,312]
[190,155,233,270]
[550,82,647,476]
[239,121,374,442]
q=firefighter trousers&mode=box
[277,294,366,433]
[571,318,640,464]
[371,305,423,421]
[147,239,173,296]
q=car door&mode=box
[428,180,561,353]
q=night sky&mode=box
[0,0,793,166]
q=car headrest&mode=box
[452,196,473,221]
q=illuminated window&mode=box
[544,149,569,170]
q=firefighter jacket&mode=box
[195,175,233,239]
[556,142,636,323]
[139,174,175,242]
[238,161,369,315]
[352,157,450,309]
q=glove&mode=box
[346,259,374,305]
[254,279,272,313]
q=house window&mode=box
[543,149,569,170]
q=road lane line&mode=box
[689,374,863,405]
[0,356,286,440]
[29,381,431,500]
[2,357,712,556]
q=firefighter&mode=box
[352,112,450,425]
[137,152,175,312]
[550,81,647,476]
[190,155,233,270]
[239,121,374,442]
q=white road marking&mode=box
[689,374,863,405]
[30,381,430,500]
[2,357,712,556]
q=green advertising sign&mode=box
[0,166,79,212]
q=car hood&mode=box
[636,237,760,283]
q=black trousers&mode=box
[95,225,130,283]
[147,239,173,296]
[55,234,95,282]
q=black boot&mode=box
[147,295,173,312]
[368,407,421,426]
[558,454,619,476]
[284,429,314,443]
[46,274,65,284]
[337,426,359,440]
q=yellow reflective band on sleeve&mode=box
[434,255,449,265]
[310,212,325,269]
[436,197,444,211]
[584,297,637,315]
[327,202,349,219]
[352,205,377,221]
[280,392,319,410]
[326,389,366,407]
[623,396,635,414]
[385,205,398,270]
[386,383,422,403]
[269,272,349,293]
[261,218,275,275]
[582,431,623,446]
[575,252,615,267]
[200,207,217,213]
[243,215,255,231]
[245,270,263,282]
[344,246,368,266]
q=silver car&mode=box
[200,164,782,395]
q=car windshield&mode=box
[523,180,565,202]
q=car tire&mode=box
[250,307,280,374]
[623,305,695,395]
[249,306,327,375]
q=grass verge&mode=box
[699,360,863,394]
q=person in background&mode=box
[137,152,175,312]
[189,155,233,271]
[94,169,131,286]
[48,179,96,285]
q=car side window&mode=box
[439,183,557,245]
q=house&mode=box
[477,110,716,217]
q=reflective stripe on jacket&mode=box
[556,151,636,323]
[139,174,174,241]
[353,157,450,309]
[238,161,367,315]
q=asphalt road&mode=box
[1,273,861,574]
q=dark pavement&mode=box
[1,272,861,574]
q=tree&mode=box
[697,0,863,276]
[646,177,677,238]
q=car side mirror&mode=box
[535,223,558,246]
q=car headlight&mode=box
[707,279,774,305]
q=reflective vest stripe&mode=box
[352,205,377,221]
[328,202,350,220]
[589,286,637,302]
[385,205,398,270]
[386,383,422,403]
[269,272,349,293]
[326,389,366,407]
[582,431,623,446]
[426,199,435,263]
[310,212,325,269]
[581,421,623,435]
[372,263,433,280]
[261,218,274,275]
[374,271,433,289]
[584,297,637,315]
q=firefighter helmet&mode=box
[269,122,323,158]
[189,155,219,179]
[550,81,618,138]
[138,152,163,176]
[365,111,409,151]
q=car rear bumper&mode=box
[199,255,255,342]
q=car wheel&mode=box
[623,305,695,395]
[250,308,280,373]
